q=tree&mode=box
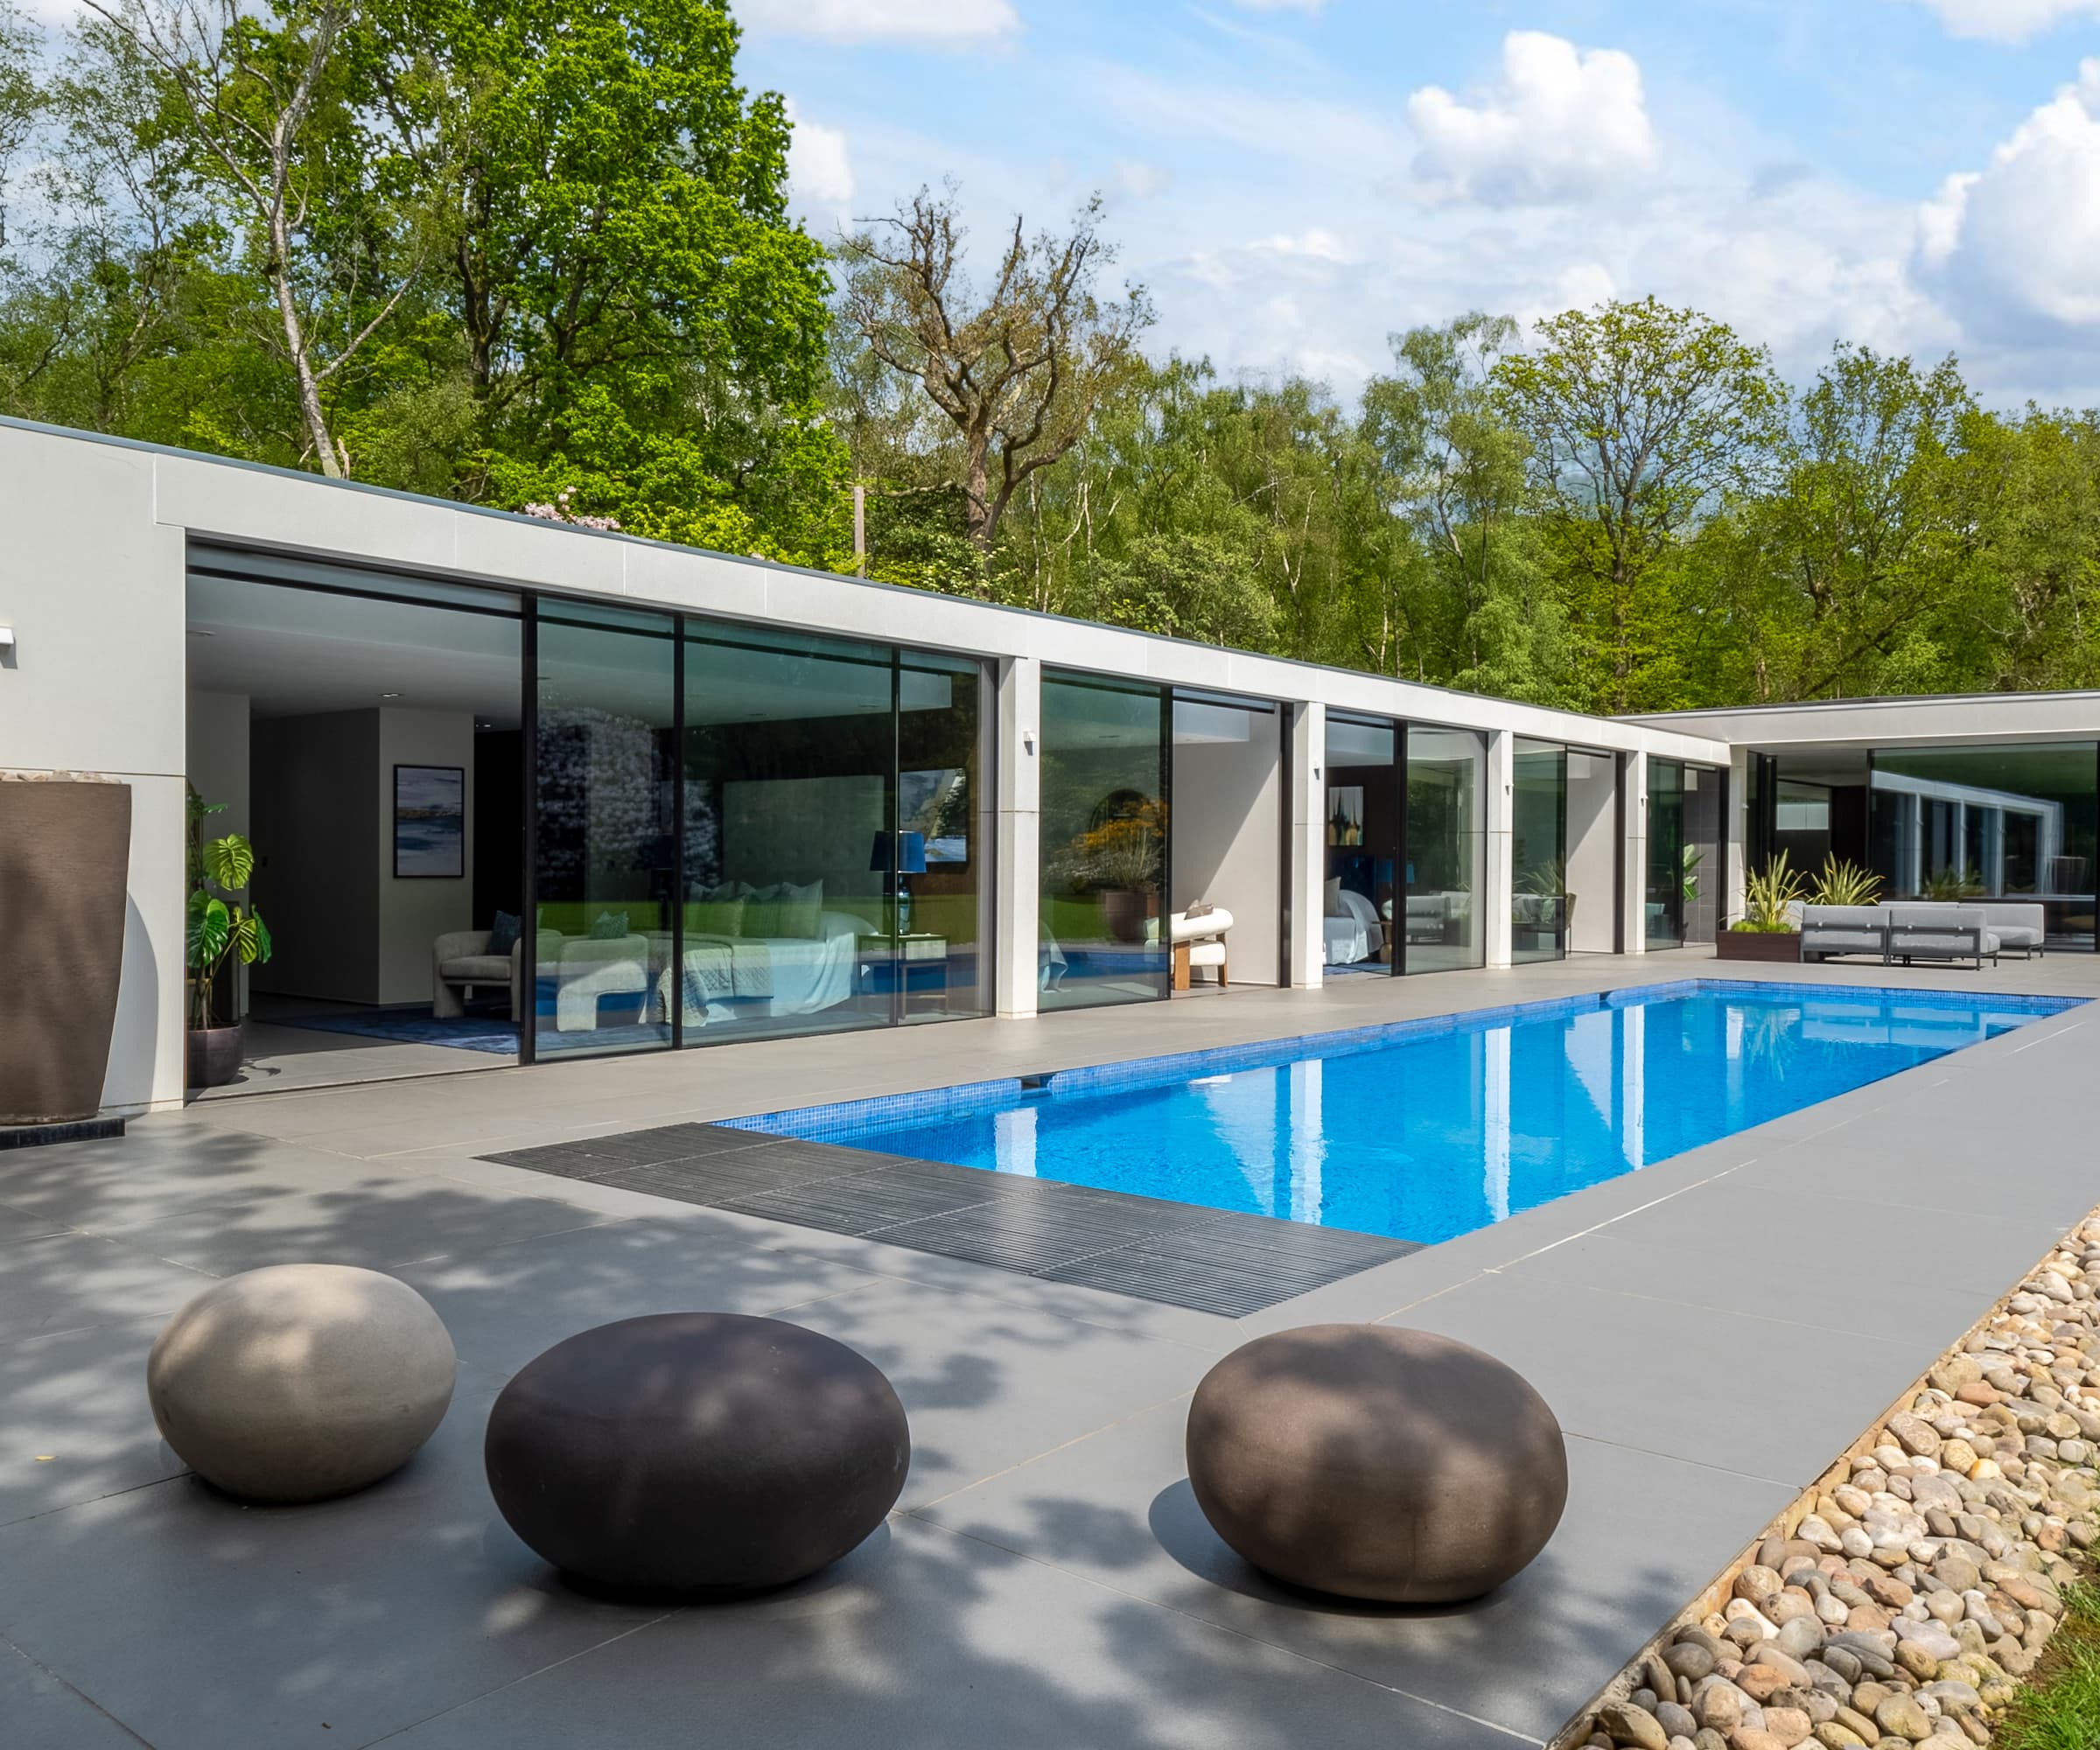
[836,186,1152,561]
[0,0,35,256]
[1361,312,1570,701]
[77,0,435,475]
[1494,298,1785,710]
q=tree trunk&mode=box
[270,208,340,479]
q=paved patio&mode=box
[4,951,2097,1748]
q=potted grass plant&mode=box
[1717,850,1804,962]
[1808,856,1882,906]
[186,790,271,1089]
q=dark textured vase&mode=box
[1101,888,1155,944]
[0,781,132,1126]
[186,1024,244,1089]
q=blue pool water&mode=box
[739,983,2082,1246]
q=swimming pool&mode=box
[733,983,2082,1247]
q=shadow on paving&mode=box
[0,1121,1693,1749]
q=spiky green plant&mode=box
[1922,863,1985,901]
[1682,844,1704,904]
[1808,856,1882,906]
[186,788,271,1032]
[1732,851,1803,933]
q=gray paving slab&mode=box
[80,1174,620,1277]
[0,1314,190,1527]
[776,1272,1216,1510]
[913,1395,1792,1744]
[0,1641,150,1748]
[0,1384,676,1750]
[391,1215,882,1379]
[1380,1270,1922,1487]
[0,1200,71,1246]
[0,1232,215,1347]
[375,1515,1506,1750]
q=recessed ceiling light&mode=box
[186,627,215,638]
[380,691,403,699]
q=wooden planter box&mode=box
[1715,930,1801,964]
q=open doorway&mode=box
[184,550,524,1096]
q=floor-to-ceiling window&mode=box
[1869,741,2097,949]
[896,649,992,1021]
[531,602,678,1058]
[1322,714,1400,975]
[1647,760,1723,948]
[1510,739,1569,962]
[1040,671,1171,1009]
[1404,727,1485,973]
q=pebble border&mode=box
[1555,1208,2100,1750]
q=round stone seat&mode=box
[147,1264,456,1503]
[1185,1323,1567,1602]
[484,1312,911,1592]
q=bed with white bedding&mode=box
[1322,887,1384,967]
[654,911,864,1027]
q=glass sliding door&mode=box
[1040,671,1171,1009]
[1648,761,1723,948]
[532,603,677,1057]
[1404,726,1484,973]
[1510,739,1569,962]
[1322,714,1400,975]
[894,649,990,1021]
[678,624,895,1044]
[1868,741,2098,949]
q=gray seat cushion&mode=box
[440,955,513,982]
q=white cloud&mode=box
[1908,0,2100,44]
[736,0,1018,46]
[785,102,855,210]
[1406,31,1658,206]
[1110,158,1170,200]
[1249,228,1354,263]
[1915,60,2100,341]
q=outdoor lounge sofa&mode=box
[1799,900,2044,968]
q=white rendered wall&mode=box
[1620,752,1649,956]
[0,425,187,1111]
[1483,731,1514,969]
[377,708,476,1004]
[1172,721,1283,986]
[992,657,1040,1018]
[1289,703,1326,987]
[1564,749,1618,953]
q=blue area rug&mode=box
[283,1008,521,1054]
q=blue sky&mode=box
[735,0,2100,406]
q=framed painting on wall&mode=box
[395,764,465,878]
[1326,785,1365,848]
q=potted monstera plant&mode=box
[186,791,271,1089]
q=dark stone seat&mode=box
[1184,1323,1566,1603]
[485,1312,910,1592]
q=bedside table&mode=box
[856,934,950,1016]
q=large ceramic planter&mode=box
[1716,930,1801,964]
[0,779,133,1125]
[1100,888,1156,944]
[187,1023,244,1090]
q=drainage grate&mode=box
[481,1122,1418,1316]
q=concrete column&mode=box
[1288,702,1326,987]
[1484,729,1513,970]
[1726,746,1751,930]
[993,656,1041,1018]
[1621,749,1648,956]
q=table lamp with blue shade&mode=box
[870,830,928,931]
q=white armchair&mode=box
[1169,907,1234,990]
[432,930,524,1020]
[542,931,653,1032]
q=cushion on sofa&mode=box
[486,911,522,956]
[441,955,513,982]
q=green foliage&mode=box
[1682,844,1703,904]
[186,788,269,1031]
[1736,851,1804,932]
[5,0,2100,710]
[1807,856,1882,906]
[1922,864,1986,901]
[1995,1584,2100,1750]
